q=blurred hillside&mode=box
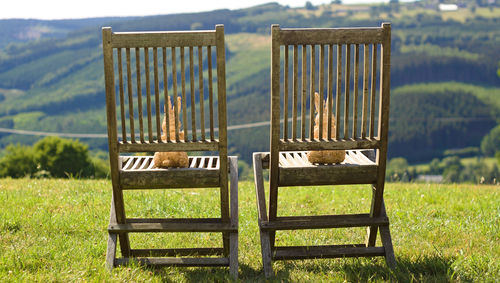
[0,1,499,164]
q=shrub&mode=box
[33,136,93,178]
[481,125,500,156]
[0,144,37,178]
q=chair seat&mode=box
[278,150,378,186]
[119,156,220,189]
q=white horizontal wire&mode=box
[0,116,492,139]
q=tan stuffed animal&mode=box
[152,96,189,168]
[307,92,346,164]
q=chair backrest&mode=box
[102,25,227,158]
[269,23,391,174]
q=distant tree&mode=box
[237,160,252,181]
[33,136,93,178]
[305,1,316,10]
[497,61,500,79]
[428,158,442,175]
[442,156,464,183]
[331,0,342,4]
[0,144,37,178]
[481,125,500,156]
[386,157,416,182]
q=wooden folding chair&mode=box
[102,25,238,278]
[253,23,395,277]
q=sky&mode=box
[0,0,386,20]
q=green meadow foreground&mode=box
[0,179,498,282]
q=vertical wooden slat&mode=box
[135,47,144,143]
[162,47,170,142]
[344,44,351,139]
[353,44,360,139]
[362,44,369,139]
[335,44,342,139]
[319,45,325,140]
[208,46,214,141]
[301,45,307,141]
[153,48,161,141]
[198,46,205,141]
[327,44,333,140]
[117,48,127,142]
[126,49,135,143]
[172,47,180,141]
[180,47,188,142]
[309,45,316,140]
[292,45,298,140]
[144,48,153,143]
[283,46,289,141]
[190,46,197,141]
[370,44,378,139]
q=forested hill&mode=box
[0,1,499,163]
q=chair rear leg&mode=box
[228,157,239,278]
[379,224,396,267]
[109,193,131,258]
[229,232,238,278]
[106,233,118,269]
[259,230,274,278]
[253,153,274,278]
[366,184,382,247]
[379,199,396,267]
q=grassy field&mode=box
[0,179,498,282]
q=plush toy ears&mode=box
[314,92,320,113]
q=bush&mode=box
[0,144,37,178]
[33,136,93,178]
[481,125,500,156]
[88,156,110,179]
[238,160,252,181]
[386,157,417,182]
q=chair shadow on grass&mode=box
[127,255,462,281]
[273,255,461,282]
[138,263,262,282]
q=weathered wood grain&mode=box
[129,248,223,257]
[108,222,236,233]
[112,31,216,48]
[115,257,229,267]
[278,28,384,45]
[261,214,388,230]
[272,245,385,260]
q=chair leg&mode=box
[259,229,274,278]
[379,200,396,267]
[108,193,131,258]
[253,153,274,278]
[106,232,117,270]
[379,224,396,268]
[366,184,381,247]
[228,156,239,279]
[229,232,238,278]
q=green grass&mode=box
[0,179,499,281]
